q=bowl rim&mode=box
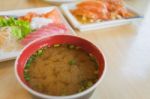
[14,35,106,99]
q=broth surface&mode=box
[24,44,98,96]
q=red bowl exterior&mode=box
[15,35,105,98]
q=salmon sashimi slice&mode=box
[77,0,107,13]
[102,0,131,18]
[72,1,109,20]
[71,8,100,20]
[18,12,38,22]
[21,23,69,45]
[19,9,62,23]
[41,9,62,23]
[72,0,134,23]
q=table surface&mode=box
[0,0,150,99]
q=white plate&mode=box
[0,6,76,62]
[61,2,143,31]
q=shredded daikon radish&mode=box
[0,27,23,52]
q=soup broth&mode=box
[24,44,99,96]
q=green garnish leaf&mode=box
[11,26,23,39]
[0,17,31,39]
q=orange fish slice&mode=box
[41,9,62,23]
[19,12,38,22]
[73,1,109,20]
[78,1,107,13]
[71,8,100,20]
[19,9,62,23]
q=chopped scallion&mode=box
[78,86,85,93]
[68,59,76,65]
[53,44,61,47]
[87,81,93,88]
[37,49,43,56]
[68,44,75,49]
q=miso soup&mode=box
[24,44,99,96]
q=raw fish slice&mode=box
[78,0,105,8]
[72,1,109,20]
[77,0,107,14]
[21,27,67,45]
[19,9,62,23]
[41,9,62,23]
[21,23,69,45]
[103,0,131,17]
[71,8,100,20]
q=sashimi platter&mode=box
[0,7,75,62]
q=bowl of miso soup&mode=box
[15,35,105,99]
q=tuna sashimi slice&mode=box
[21,23,70,45]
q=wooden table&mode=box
[0,0,150,99]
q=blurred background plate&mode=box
[61,2,143,31]
[44,0,77,4]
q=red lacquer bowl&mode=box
[15,35,105,99]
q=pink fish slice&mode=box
[21,23,70,45]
